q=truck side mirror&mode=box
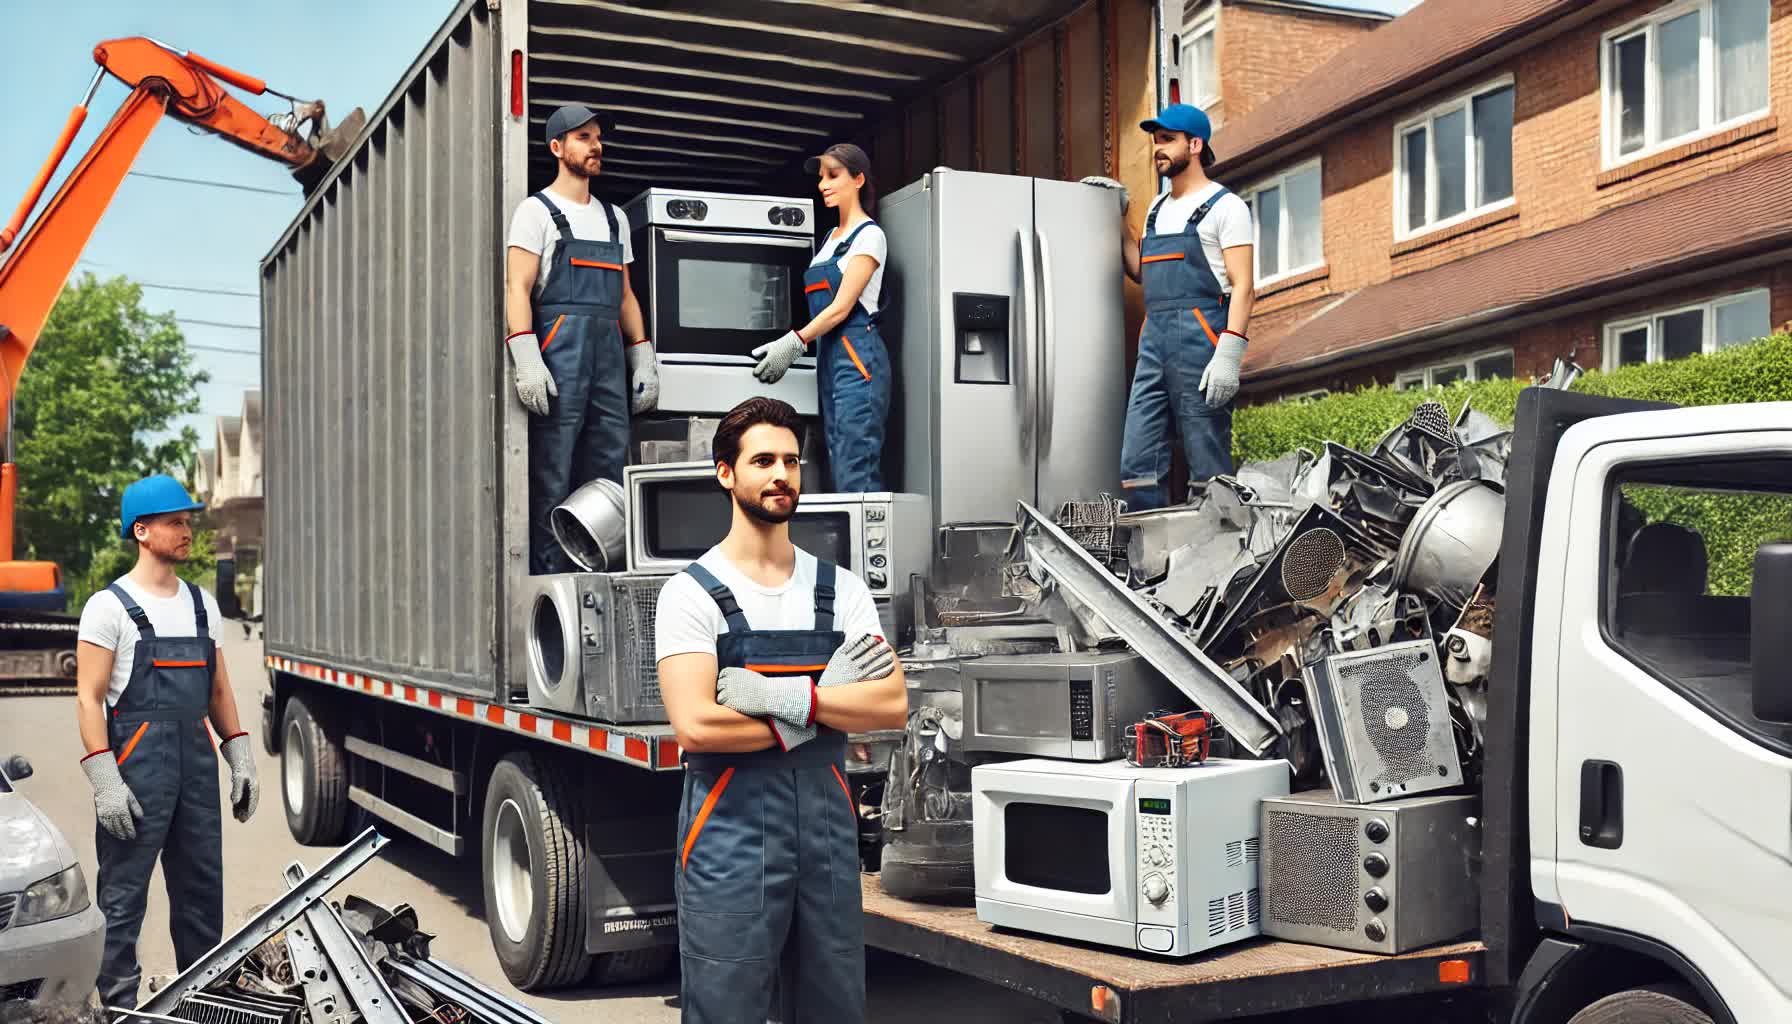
[4,754,32,781]
[1754,542,1792,723]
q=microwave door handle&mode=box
[1017,226,1037,457]
[1036,227,1056,458]
[656,229,813,248]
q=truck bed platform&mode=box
[861,877,1486,1023]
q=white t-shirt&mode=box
[78,578,224,706]
[506,188,634,300]
[655,547,884,665]
[809,222,886,316]
[1146,182,1254,295]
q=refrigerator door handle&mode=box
[1017,225,1038,456]
[1036,226,1056,457]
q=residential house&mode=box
[195,390,264,612]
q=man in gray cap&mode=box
[505,103,659,574]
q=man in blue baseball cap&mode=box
[1097,102,1256,509]
[505,102,659,573]
[74,473,258,1007]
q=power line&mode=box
[188,344,261,357]
[140,281,258,298]
[176,317,260,332]
[127,171,300,196]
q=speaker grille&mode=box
[1280,527,1346,601]
[1339,648,1433,789]
[1264,810,1360,932]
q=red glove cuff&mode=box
[504,329,534,343]
[628,336,652,347]
[1220,329,1248,344]
[222,731,250,743]
[807,683,818,728]
[769,718,789,752]
[81,747,112,763]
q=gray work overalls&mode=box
[803,221,891,493]
[675,561,865,1023]
[528,191,629,574]
[1119,188,1235,509]
[94,582,222,1008]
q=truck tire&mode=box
[281,693,350,845]
[1568,984,1715,1024]
[482,752,592,991]
[587,946,677,986]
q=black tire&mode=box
[260,691,281,756]
[587,945,677,986]
[281,693,349,845]
[1568,984,1715,1024]
[482,752,592,991]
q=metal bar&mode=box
[106,1009,200,1024]
[140,828,389,1015]
[279,918,352,1024]
[386,958,555,1024]
[1016,501,1282,753]
[282,863,409,1024]
[348,787,465,856]
[345,736,466,794]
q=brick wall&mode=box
[1215,3,1382,127]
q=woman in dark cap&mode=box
[750,142,891,492]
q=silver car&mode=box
[0,754,104,1007]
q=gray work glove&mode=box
[819,633,895,687]
[716,666,815,728]
[220,732,259,823]
[750,330,807,384]
[81,751,144,841]
[769,717,817,752]
[505,331,557,416]
[1200,331,1247,408]
[625,340,660,414]
[1080,175,1129,214]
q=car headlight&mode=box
[13,864,90,926]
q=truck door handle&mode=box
[1579,760,1623,849]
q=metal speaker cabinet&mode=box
[524,573,669,724]
[1260,791,1479,954]
[1304,639,1462,803]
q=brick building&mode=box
[1206,0,1792,398]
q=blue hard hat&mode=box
[1140,103,1213,142]
[120,474,204,540]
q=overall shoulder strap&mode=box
[187,582,210,641]
[107,583,154,639]
[532,192,576,246]
[812,560,838,633]
[595,197,620,242]
[835,219,875,256]
[1144,192,1171,238]
[683,564,751,633]
[1185,187,1229,235]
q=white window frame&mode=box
[1391,76,1517,241]
[1242,158,1325,287]
[1599,0,1772,169]
[1281,388,1331,403]
[1393,347,1516,390]
[1174,5,1220,108]
[1600,287,1770,369]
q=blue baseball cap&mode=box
[1140,104,1212,142]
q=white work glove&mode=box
[81,751,144,841]
[750,331,807,384]
[819,633,895,687]
[1200,331,1247,408]
[1079,175,1129,214]
[220,732,259,823]
[716,666,815,728]
[626,340,659,414]
[505,331,557,416]
[768,717,817,752]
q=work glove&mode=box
[625,340,660,414]
[220,732,259,823]
[81,750,144,841]
[750,330,807,384]
[716,666,815,728]
[1200,331,1247,408]
[768,717,817,753]
[1079,175,1129,214]
[819,633,895,687]
[505,331,557,416]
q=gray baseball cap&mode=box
[544,103,614,146]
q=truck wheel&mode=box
[1568,984,1715,1024]
[260,691,281,755]
[588,946,676,986]
[482,752,592,991]
[282,693,349,845]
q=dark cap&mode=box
[544,103,615,146]
[804,142,871,177]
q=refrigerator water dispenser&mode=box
[953,293,1010,384]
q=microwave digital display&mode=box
[1139,798,1172,815]
[1003,803,1111,895]
[676,258,790,331]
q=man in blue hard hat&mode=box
[505,102,659,574]
[1086,103,1256,509]
[74,474,258,1008]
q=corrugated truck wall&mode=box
[262,2,505,700]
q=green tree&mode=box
[12,274,207,604]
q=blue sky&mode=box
[0,0,458,448]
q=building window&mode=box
[1244,160,1323,284]
[1394,348,1515,390]
[1171,5,1219,107]
[1602,0,1770,165]
[1603,288,1770,368]
[1394,79,1515,238]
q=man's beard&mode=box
[560,152,595,180]
[142,537,190,564]
[1155,152,1190,178]
[734,485,798,525]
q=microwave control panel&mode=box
[1134,784,1179,930]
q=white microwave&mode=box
[972,757,1290,958]
[622,461,932,601]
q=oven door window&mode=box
[1004,803,1112,895]
[654,229,809,359]
[644,479,734,563]
[788,510,854,570]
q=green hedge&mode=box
[1235,334,1792,594]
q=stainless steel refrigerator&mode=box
[882,169,1127,528]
